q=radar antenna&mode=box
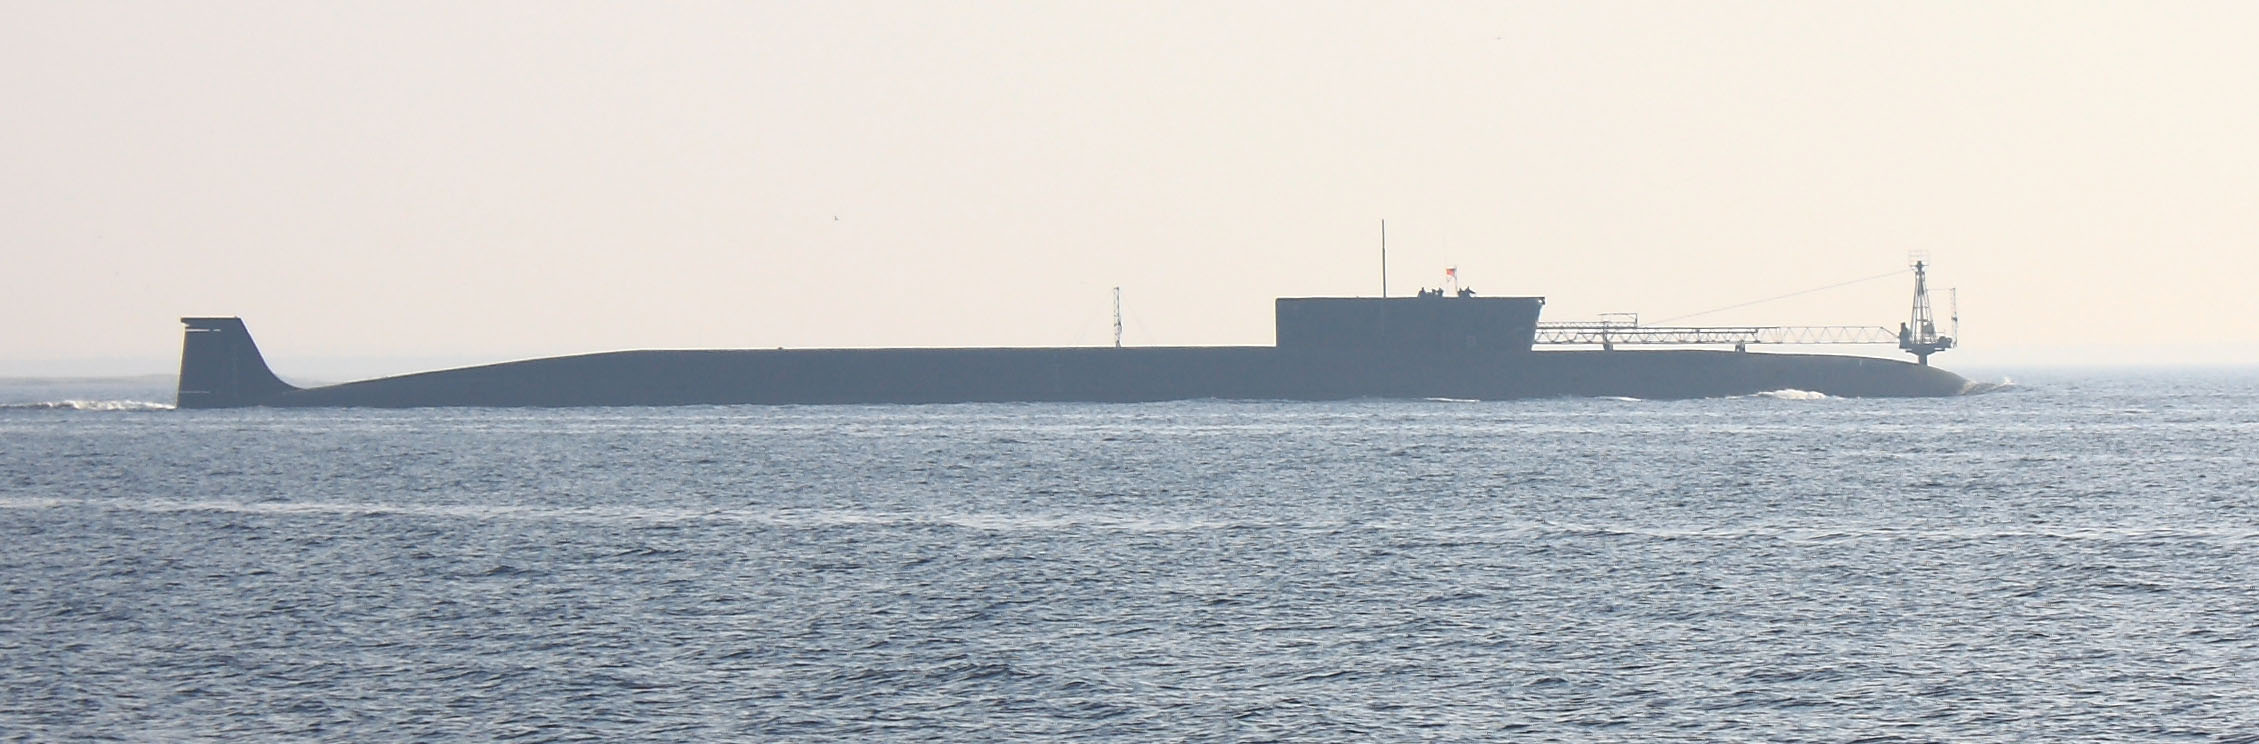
[1898,256,1954,365]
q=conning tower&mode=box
[1275,293,1544,353]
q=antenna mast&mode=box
[1897,256,1955,365]
[1950,287,1960,345]
[1112,286,1123,348]
[1380,219,1388,298]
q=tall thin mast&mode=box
[1112,286,1123,348]
[1950,287,1960,344]
[1380,219,1388,298]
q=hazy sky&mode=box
[7,1,2257,377]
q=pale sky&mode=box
[7,1,2257,378]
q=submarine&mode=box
[174,267,1968,408]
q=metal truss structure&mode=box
[1527,259,1953,358]
[1534,322,1899,348]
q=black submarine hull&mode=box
[177,316,1968,409]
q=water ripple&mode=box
[4,373,2258,740]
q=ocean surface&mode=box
[4,370,2257,742]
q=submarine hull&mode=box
[176,296,1969,409]
[186,344,1968,409]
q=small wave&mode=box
[1961,377,2019,395]
[0,399,174,411]
[1741,389,1831,401]
[1422,397,1480,403]
[1594,396,1644,403]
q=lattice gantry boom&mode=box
[1533,262,1956,359]
[1535,323,1899,349]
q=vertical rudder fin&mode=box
[177,317,297,408]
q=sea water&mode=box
[3,371,2256,741]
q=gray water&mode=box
[4,371,2257,741]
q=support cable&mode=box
[1654,268,1905,324]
